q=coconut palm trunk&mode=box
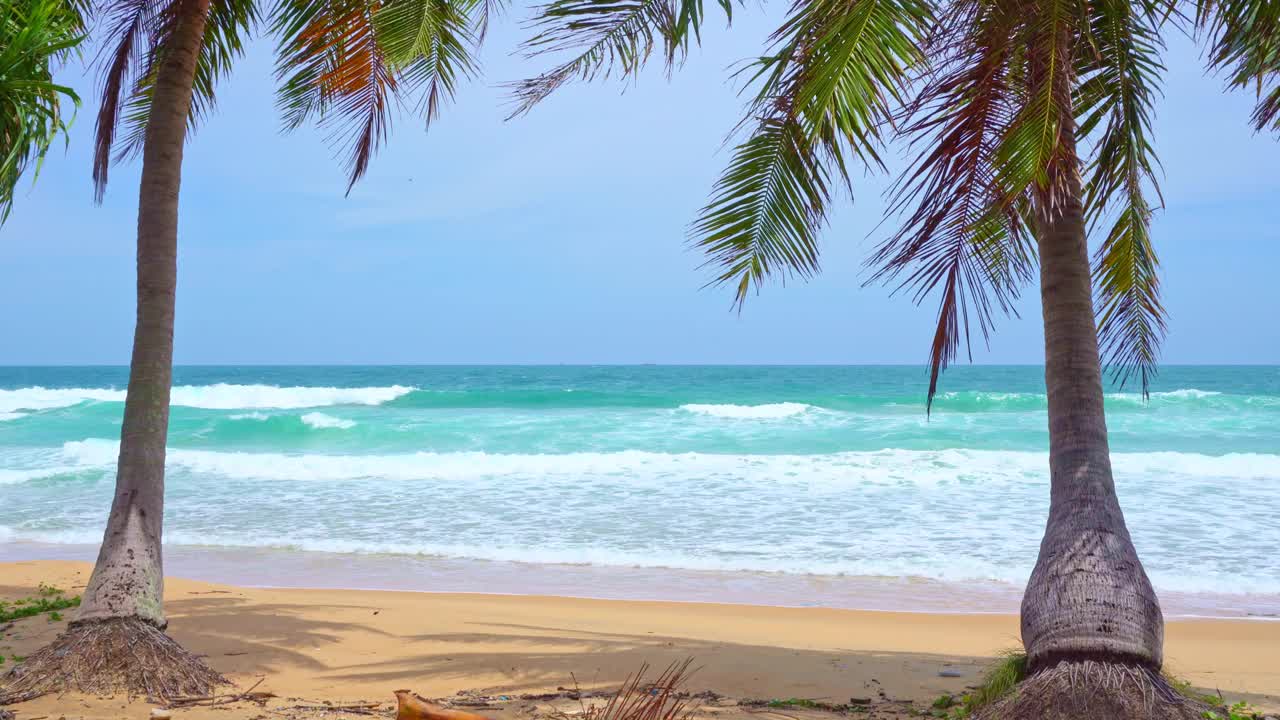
[508,0,1276,713]
[76,0,211,629]
[5,0,491,702]
[0,0,226,702]
[1020,121,1164,673]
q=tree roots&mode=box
[0,617,226,704]
[973,660,1211,720]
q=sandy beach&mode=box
[2,560,1277,719]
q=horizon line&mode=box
[1,362,1275,368]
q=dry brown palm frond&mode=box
[575,659,700,720]
[395,660,700,720]
[0,617,227,704]
[972,659,1209,720]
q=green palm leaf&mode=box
[691,0,929,309]
[1195,0,1280,133]
[90,0,164,201]
[273,0,480,190]
[693,115,836,307]
[508,0,732,116]
[112,0,258,165]
[1078,0,1166,395]
[375,0,477,123]
[0,0,84,223]
[991,0,1075,206]
[872,0,1036,411]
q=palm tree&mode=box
[511,0,1275,715]
[0,0,85,224]
[0,0,488,702]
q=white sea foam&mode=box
[0,384,413,412]
[229,412,270,421]
[680,402,813,419]
[300,412,356,430]
[1108,388,1227,405]
[48,439,1280,485]
[937,391,1036,402]
[0,467,64,485]
[0,514,1267,600]
[1153,388,1222,399]
[153,532,1034,582]
[0,387,127,413]
[8,441,1279,598]
[0,461,98,485]
[934,389,1231,407]
[170,384,413,409]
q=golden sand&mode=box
[2,561,1276,719]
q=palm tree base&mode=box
[0,616,226,704]
[973,659,1208,720]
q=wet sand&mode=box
[3,542,1276,619]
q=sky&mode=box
[1,7,1278,366]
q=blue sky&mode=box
[1,9,1278,365]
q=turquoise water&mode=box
[1,365,1278,608]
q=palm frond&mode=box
[871,0,1035,411]
[1078,0,1166,394]
[1195,0,1280,132]
[113,0,258,164]
[774,0,930,166]
[463,0,504,41]
[0,0,85,222]
[274,0,480,190]
[274,0,399,189]
[323,4,397,189]
[1254,83,1280,130]
[508,0,676,116]
[691,0,929,309]
[271,0,330,129]
[508,0,733,116]
[1091,193,1164,395]
[375,0,477,124]
[90,0,165,201]
[693,115,837,307]
[992,0,1076,212]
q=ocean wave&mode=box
[0,464,99,485]
[45,439,1280,485]
[0,467,63,485]
[7,442,1280,599]
[169,384,413,409]
[0,387,127,413]
[300,412,356,430]
[927,388,1266,412]
[1153,388,1222,399]
[387,388,677,409]
[3,384,1271,416]
[1107,388,1226,405]
[679,402,813,419]
[0,384,414,412]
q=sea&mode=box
[1,365,1277,618]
